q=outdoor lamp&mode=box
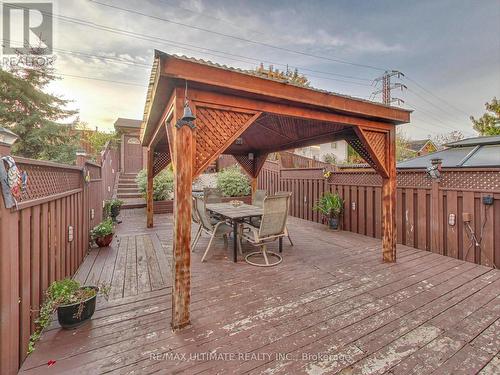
[0,127,19,146]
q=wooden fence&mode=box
[258,161,500,269]
[0,145,119,374]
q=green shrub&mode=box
[216,166,250,197]
[136,169,174,201]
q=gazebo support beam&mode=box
[251,177,258,197]
[146,147,154,228]
[171,92,193,330]
[382,129,397,262]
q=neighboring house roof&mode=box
[114,118,142,130]
[444,135,500,147]
[406,139,436,153]
[398,135,500,168]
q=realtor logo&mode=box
[2,2,53,54]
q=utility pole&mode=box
[371,70,407,105]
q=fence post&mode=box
[0,133,20,374]
[430,179,443,254]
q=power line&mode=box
[405,101,476,136]
[57,72,148,87]
[0,2,375,86]
[407,87,469,123]
[88,0,387,72]
[404,75,472,117]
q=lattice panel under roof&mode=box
[153,151,171,177]
[345,136,379,172]
[194,106,257,175]
[361,129,387,169]
[233,153,269,178]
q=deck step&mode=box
[121,198,146,209]
[118,187,141,193]
[118,184,139,189]
[117,192,143,199]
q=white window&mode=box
[331,142,337,149]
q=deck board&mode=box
[19,209,500,374]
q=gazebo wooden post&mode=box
[171,90,194,330]
[251,176,258,197]
[382,128,397,262]
[146,147,154,228]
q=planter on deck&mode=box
[57,286,98,329]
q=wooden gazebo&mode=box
[140,51,411,329]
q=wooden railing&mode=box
[0,145,119,374]
[258,161,500,268]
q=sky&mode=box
[6,0,500,139]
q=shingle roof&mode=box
[114,118,142,129]
[406,139,433,152]
[152,50,412,111]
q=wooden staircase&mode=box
[116,173,146,209]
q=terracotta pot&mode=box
[95,233,113,247]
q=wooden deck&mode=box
[20,209,500,374]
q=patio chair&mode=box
[203,187,223,204]
[192,196,233,262]
[240,194,290,267]
[275,191,294,246]
[191,196,202,250]
[252,189,267,208]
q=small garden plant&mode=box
[103,199,123,220]
[314,192,344,229]
[216,166,251,197]
[136,168,174,201]
[90,218,114,240]
[28,279,110,354]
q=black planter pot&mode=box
[110,206,120,221]
[57,286,98,329]
[328,217,340,230]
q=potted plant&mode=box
[28,279,110,353]
[91,218,114,247]
[314,192,344,230]
[104,199,124,222]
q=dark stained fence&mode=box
[275,151,333,169]
[258,161,500,269]
[0,145,119,374]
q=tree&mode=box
[395,129,417,161]
[0,47,79,163]
[76,122,119,161]
[432,130,464,148]
[470,97,500,136]
[322,153,337,164]
[254,63,310,87]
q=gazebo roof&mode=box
[141,50,411,148]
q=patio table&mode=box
[205,202,263,262]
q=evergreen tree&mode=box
[0,48,80,163]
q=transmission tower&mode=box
[371,70,407,105]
